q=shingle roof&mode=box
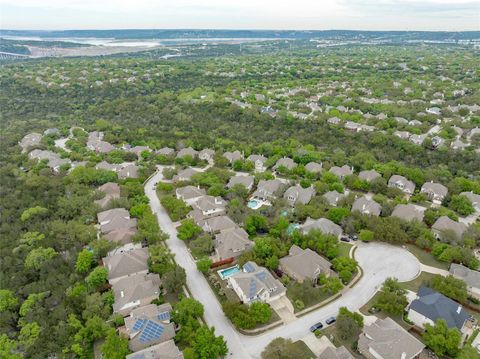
[227,175,254,189]
[432,216,467,239]
[323,190,345,206]
[283,185,315,205]
[318,346,354,359]
[329,165,352,178]
[273,157,297,170]
[125,339,184,359]
[391,204,424,222]
[449,264,480,289]
[305,162,323,173]
[279,245,332,280]
[112,273,161,314]
[421,181,448,198]
[215,227,253,260]
[351,196,381,216]
[301,217,342,237]
[103,247,149,282]
[358,169,381,182]
[410,286,469,330]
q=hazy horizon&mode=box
[1,0,479,32]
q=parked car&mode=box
[326,316,336,325]
[350,234,358,241]
[340,236,350,242]
[310,322,323,332]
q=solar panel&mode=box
[244,262,255,273]
[249,279,257,297]
[133,319,147,331]
[139,320,165,343]
[157,311,170,321]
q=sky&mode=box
[0,0,479,31]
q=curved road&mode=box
[145,168,421,359]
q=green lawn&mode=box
[405,244,449,270]
[400,271,437,292]
[338,242,353,258]
[292,340,316,359]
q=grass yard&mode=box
[338,242,353,258]
[399,271,437,292]
[405,244,449,270]
[291,340,316,359]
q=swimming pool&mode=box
[247,200,259,209]
[218,265,240,280]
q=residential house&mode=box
[409,134,428,146]
[95,161,122,172]
[283,185,315,206]
[394,130,411,139]
[329,165,353,180]
[125,339,183,359]
[273,157,297,171]
[124,303,175,352]
[358,170,381,182]
[279,245,333,283]
[172,168,200,182]
[451,139,469,151]
[156,147,175,157]
[431,136,444,149]
[358,317,425,359]
[421,181,448,204]
[327,117,341,125]
[388,175,415,195]
[351,196,381,216]
[97,208,137,234]
[44,128,60,136]
[247,154,267,172]
[305,162,323,174]
[214,227,253,261]
[460,191,480,211]
[19,132,43,152]
[95,182,121,208]
[300,217,342,239]
[176,147,198,159]
[432,216,467,241]
[227,261,286,304]
[198,148,215,163]
[128,146,151,157]
[112,273,161,316]
[104,227,138,245]
[223,150,243,164]
[119,164,139,179]
[318,346,354,359]
[408,286,470,333]
[449,264,480,299]
[251,179,284,201]
[87,132,115,154]
[344,121,361,132]
[323,190,345,207]
[191,215,237,234]
[28,149,71,173]
[192,195,226,218]
[391,204,425,222]
[227,175,255,191]
[103,247,149,284]
[426,107,441,116]
[175,186,206,206]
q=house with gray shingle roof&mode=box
[103,247,149,284]
[172,167,200,182]
[156,147,175,157]
[247,154,267,172]
[273,157,297,171]
[283,185,315,206]
[358,317,424,359]
[351,196,381,216]
[176,147,198,159]
[358,170,381,182]
[408,286,470,332]
[318,346,353,359]
[279,245,333,283]
[305,162,323,174]
[421,181,448,204]
[192,195,226,218]
[214,227,253,261]
[198,148,215,163]
[388,175,415,195]
[449,264,480,299]
[327,117,341,125]
[432,216,467,241]
[329,165,353,180]
[227,175,254,191]
[460,191,480,212]
[252,179,284,201]
[119,164,139,179]
[125,339,183,359]
[19,132,43,153]
[391,204,425,222]
[175,186,206,205]
[95,182,121,208]
[300,217,342,239]
[323,190,345,207]
[28,149,71,173]
[95,161,122,172]
[112,273,161,316]
[97,208,137,234]
[223,150,243,164]
[124,303,175,352]
[228,261,286,304]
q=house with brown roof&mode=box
[95,182,121,208]
[358,317,424,359]
[103,247,149,284]
[124,303,175,352]
[97,208,137,234]
[214,227,253,261]
[279,245,333,283]
[112,273,161,316]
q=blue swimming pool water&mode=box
[247,200,258,209]
[218,265,240,280]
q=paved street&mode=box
[145,168,421,359]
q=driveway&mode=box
[145,168,421,359]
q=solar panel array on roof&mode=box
[139,320,165,343]
[133,318,147,331]
[249,279,257,298]
[244,262,255,273]
[157,311,170,321]
[255,271,267,281]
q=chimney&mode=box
[120,291,124,298]
[401,353,406,359]
[457,305,462,314]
